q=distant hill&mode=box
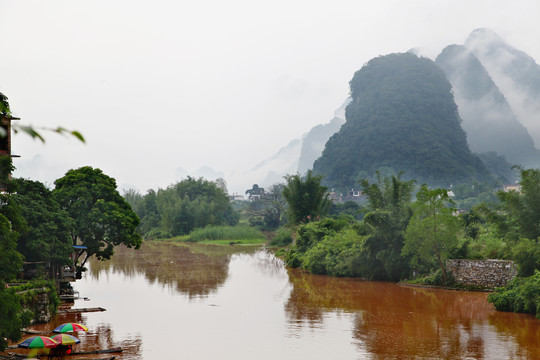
[248,138,302,186]
[465,28,540,148]
[243,100,348,189]
[312,53,493,189]
[242,29,540,191]
[297,99,349,174]
[435,44,540,168]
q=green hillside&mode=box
[313,53,493,189]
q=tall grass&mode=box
[187,225,265,242]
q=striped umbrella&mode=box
[51,334,81,346]
[18,336,58,349]
[53,322,89,333]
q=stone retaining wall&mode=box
[446,259,517,290]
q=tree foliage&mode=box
[53,167,142,269]
[0,156,23,283]
[496,168,540,242]
[285,216,356,269]
[403,185,460,283]
[0,213,23,283]
[282,170,330,225]
[12,179,73,266]
[125,177,239,238]
[358,173,415,280]
[0,286,24,351]
[488,270,540,319]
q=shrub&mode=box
[465,224,510,260]
[269,228,293,247]
[285,217,353,268]
[302,229,365,277]
[488,270,540,318]
[512,238,540,276]
[411,269,455,286]
[187,225,265,242]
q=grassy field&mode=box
[199,238,266,245]
[186,225,266,244]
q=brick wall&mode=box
[446,259,517,290]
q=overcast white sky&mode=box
[1,0,539,194]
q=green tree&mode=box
[285,216,354,268]
[496,168,540,241]
[0,286,24,351]
[359,172,415,280]
[282,170,330,225]
[261,184,287,230]
[127,177,241,238]
[124,188,162,238]
[403,185,460,283]
[0,213,23,283]
[0,156,23,283]
[488,270,540,318]
[12,179,73,268]
[0,155,24,351]
[52,167,142,273]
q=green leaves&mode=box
[12,179,73,266]
[124,177,239,238]
[0,213,23,283]
[488,270,540,318]
[282,170,330,225]
[12,125,85,143]
[403,185,460,283]
[53,166,142,265]
[0,91,11,116]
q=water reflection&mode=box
[89,242,258,298]
[13,242,540,360]
[285,268,540,359]
[8,311,142,359]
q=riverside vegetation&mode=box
[2,160,540,352]
[284,169,540,319]
[0,158,141,351]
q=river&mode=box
[18,242,540,359]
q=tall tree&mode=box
[282,170,330,225]
[13,179,73,267]
[496,168,540,241]
[359,172,415,280]
[0,213,23,283]
[53,167,142,273]
[153,177,238,237]
[403,185,460,283]
[0,156,23,282]
[0,286,24,351]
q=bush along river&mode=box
[16,241,540,359]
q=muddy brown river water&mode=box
[14,242,540,359]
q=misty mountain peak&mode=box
[436,44,540,168]
[313,53,492,189]
[466,28,505,48]
[465,28,540,147]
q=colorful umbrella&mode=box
[53,322,88,333]
[18,336,58,349]
[50,334,81,346]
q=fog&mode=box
[1,0,540,194]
